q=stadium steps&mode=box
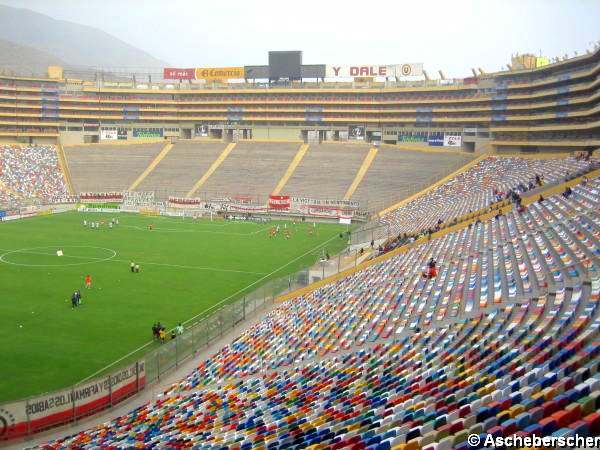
[283,143,370,200]
[343,146,379,200]
[55,141,75,195]
[271,143,310,195]
[377,153,488,218]
[198,141,301,199]
[352,148,475,212]
[64,143,165,193]
[186,142,237,198]
[127,142,174,191]
[133,141,227,200]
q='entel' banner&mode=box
[326,64,423,78]
[0,361,145,440]
[268,195,290,210]
[163,68,195,80]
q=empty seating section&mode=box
[135,142,227,199]
[380,156,597,236]
[352,150,474,211]
[64,143,164,193]
[0,144,68,207]
[283,144,369,199]
[44,175,600,449]
[200,142,301,198]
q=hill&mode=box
[0,4,167,70]
[0,38,67,77]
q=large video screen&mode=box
[269,51,302,80]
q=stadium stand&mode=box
[56,141,478,212]
[64,143,165,194]
[198,141,302,199]
[134,141,229,200]
[380,156,599,236]
[0,144,68,207]
[283,144,370,199]
[42,172,600,449]
[1,47,599,449]
[351,148,474,211]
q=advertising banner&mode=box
[132,127,163,138]
[428,134,444,147]
[195,125,209,137]
[80,192,124,203]
[100,129,117,140]
[326,64,423,78]
[291,197,360,209]
[168,197,202,208]
[348,125,365,140]
[268,195,291,210]
[117,127,128,140]
[195,67,245,80]
[443,135,462,147]
[0,361,144,440]
[163,68,195,80]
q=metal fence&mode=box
[0,221,377,442]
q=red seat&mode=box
[583,412,600,433]
[550,410,571,428]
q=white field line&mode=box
[75,232,340,384]
[0,247,267,276]
[120,224,272,236]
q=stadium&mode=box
[0,1,599,448]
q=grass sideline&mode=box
[0,211,350,402]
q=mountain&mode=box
[0,4,167,70]
[0,39,69,77]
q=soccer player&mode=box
[130,261,135,273]
[71,291,79,308]
[85,274,92,289]
[83,219,87,227]
[135,264,140,273]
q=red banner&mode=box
[163,68,195,80]
[268,195,290,210]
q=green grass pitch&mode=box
[0,211,350,402]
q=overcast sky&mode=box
[1,0,598,78]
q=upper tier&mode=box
[0,49,598,149]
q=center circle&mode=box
[0,246,117,267]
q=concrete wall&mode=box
[59,131,87,146]
[493,145,577,154]
[252,127,302,140]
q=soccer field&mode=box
[0,211,350,402]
